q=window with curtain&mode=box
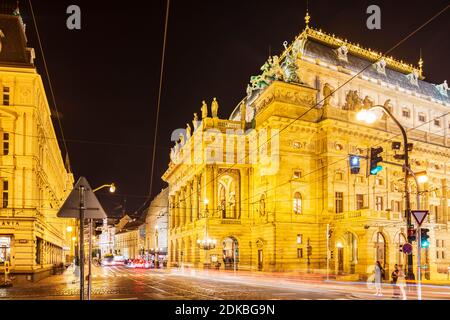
[293,192,302,214]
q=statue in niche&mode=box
[201,100,208,119]
[323,83,334,107]
[211,97,219,118]
[186,123,191,139]
[343,90,362,111]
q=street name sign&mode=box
[411,210,429,226]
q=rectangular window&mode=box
[434,119,441,127]
[3,133,9,156]
[402,109,410,118]
[392,201,401,213]
[442,251,446,259]
[297,248,303,259]
[375,196,383,211]
[296,234,303,244]
[3,87,10,106]
[2,180,8,209]
[356,194,364,210]
[418,113,426,122]
[356,176,364,184]
[436,251,440,259]
[293,170,302,179]
[375,178,383,186]
[335,192,344,213]
[0,236,11,264]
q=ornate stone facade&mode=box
[163,20,450,280]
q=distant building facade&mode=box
[0,8,74,282]
[114,216,145,259]
[145,188,169,261]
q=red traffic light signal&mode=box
[407,228,416,242]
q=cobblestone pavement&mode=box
[1,266,449,300]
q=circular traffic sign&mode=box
[402,243,413,255]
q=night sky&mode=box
[16,0,450,217]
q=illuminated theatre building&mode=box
[0,7,74,282]
[163,15,450,280]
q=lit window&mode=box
[297,234,303,244]
[0,236,11,264]
[3,133,9,156]
[2,87,10,106]
[297,248,303,258]
[356,176,365,184]
[375,178,383,186]
[293,192,302,214]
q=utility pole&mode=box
[79,186,85,301]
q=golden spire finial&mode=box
[418,49,424,77]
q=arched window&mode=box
[293,192,302,214]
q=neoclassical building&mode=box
[163,15,450,280]
[0,8,74,282]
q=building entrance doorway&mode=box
[258,250,263,271]
[338,247,344,274]
[223,237,238,270]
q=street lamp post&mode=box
[197,199,217,268]
[86,183,115,300]
[357,103,414,280]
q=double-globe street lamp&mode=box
[357,102,422,281]
[197,199,217,268]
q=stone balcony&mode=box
[334,209,403,221]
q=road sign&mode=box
[411,210,429,226]
[402,243,413,255]
[57,177,107,219]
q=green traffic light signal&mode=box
[369,147,383,175]
[421,228,430,248]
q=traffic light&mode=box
[421,228,430,248]
[369,147,383,175]
[329,250,334,260]
[349,155,361,174]
[407,227,416,242]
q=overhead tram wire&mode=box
[135,0,171,215]
[173,5,450,209]
[28,0,70,164]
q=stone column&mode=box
[174,192,180,228]
[180,188,186,226]
[193,175,199,221]
[186,182,192,223]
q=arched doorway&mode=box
[374,232,387,269]
[336,232,358,275]
[222,237,239,270]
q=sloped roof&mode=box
[0,14,33,67]
[303,39,450,105]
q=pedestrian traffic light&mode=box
[369,147,383,175]
[349,155,361,174]
[421,228,430,248]
[407,227,416,242]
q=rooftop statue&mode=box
[282,41,300,83]
[211,98,219,118]
[240,101,247,123]
[192,113,199,130]
[201,100,208,119]
[186,123,192,139]
[435,80,449,97]
[179,133,185,146]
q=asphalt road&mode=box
[1,266,449,300]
